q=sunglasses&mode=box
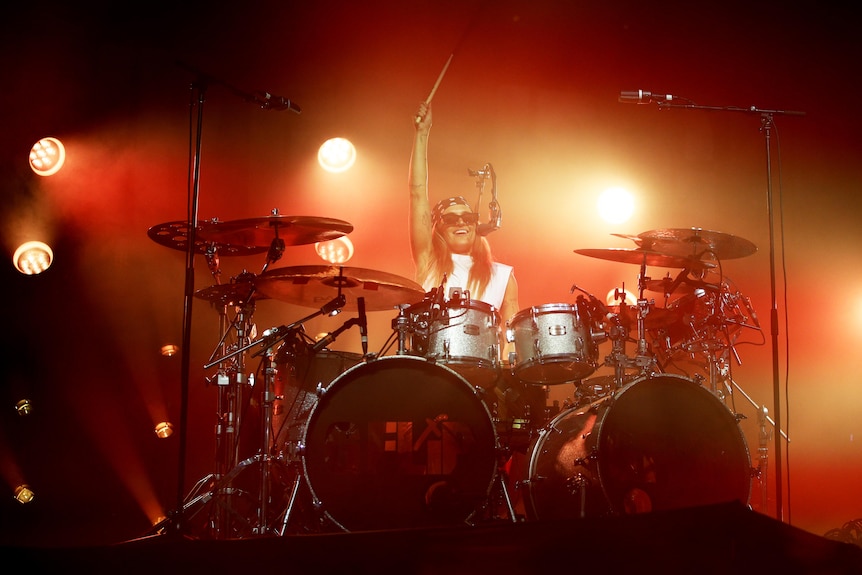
[439,212,479,226]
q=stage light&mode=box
[14,485,35,504]
[315,236,354,263]
[318,137,356,173]
[154,421,174,439]
[29,137,66,176]
[160,344,179,357]
[13,241,54,275]
[15,399,33,416]
[597,186,635,224]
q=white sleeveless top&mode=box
[422,253,512,309]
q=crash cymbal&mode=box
[636,227,757,260]
[197,215,353,248]
[194,282,267,306]
[255,265,425,312]
[575,248,714,269]
[611,303,680,329]
[148,221,268,256]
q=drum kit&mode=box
[148,215,768,538]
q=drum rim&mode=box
[525,372,752,520]
[510,301,580,322]
[300,354,500,532]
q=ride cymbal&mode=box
[255,265,425,312]
[636,227,757,260]
[574,248,715,269]
[198,215,353,248]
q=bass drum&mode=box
[524,373,751,520]
[301,356,499,532]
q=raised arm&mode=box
[409,103,434,279]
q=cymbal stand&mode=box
[201,293,346,537]
[202,235,297,533]
[621,262,661,378]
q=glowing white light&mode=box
[315,236,354,263]
[597,186,635,224]
[13,241,54,275]
[317,138,356,173]
[29,137,66,176]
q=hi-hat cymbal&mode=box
[575,248,715,269]
[636,227,757,260]
[198,215,353,248]
[255,265,425,312]
[195,282,267,306]
[148,221,269,256]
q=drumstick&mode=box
[415,53,453,124]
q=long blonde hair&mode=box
[420,224,493,299]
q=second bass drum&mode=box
[524,373,752,520]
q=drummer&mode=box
[408,102,519,332]
[411,102,530,520]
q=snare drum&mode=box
[507,302,598,385]
[409,297,501,388]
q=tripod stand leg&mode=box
[276,466,304,536]
[495,468,518,523]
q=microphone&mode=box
[310,332,336,353]
[357,297,368,355]
[310,319,352,353]
[618,90,675,104]
[468,168,490,177]
[253,91,302,114]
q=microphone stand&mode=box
[648,98,804,521]
[169,78,207,537]
[158,64,302,539]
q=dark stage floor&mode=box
[4,502,862,575]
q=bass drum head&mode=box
[525,373,751,520]
[302,356,498,532]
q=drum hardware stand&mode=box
[566,470,591,519]
[392,280,444,356]
[190,234,286,537]
[601,277,660,391]
[392,304,415,355]
[187,293,347,538]
[473,444,521,524]
[723,376,789,513]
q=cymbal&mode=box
[575,248,714,269]
[611,304,680,329]
[254,265,425,312]
[148,221,269,256]
[643,276,700,295]
[636,227,757,260]
[195,282,267,306]
[197,215,353,248]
